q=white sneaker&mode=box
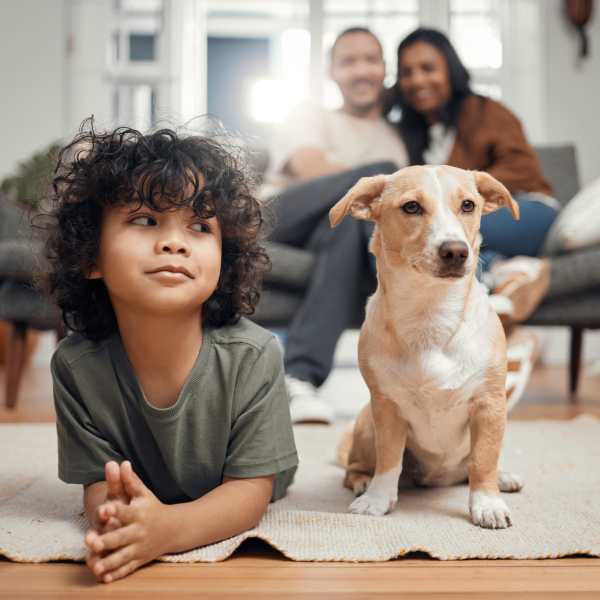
[285,375,335,425]
[490,257,551,323]
[505,328,540,413]
[488,293,515,319]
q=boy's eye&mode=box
[130,215,156,226]
[190,222,211,233]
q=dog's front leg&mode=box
[349,395,408,516]
[468,397,512,529]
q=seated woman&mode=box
[384,27,559,323]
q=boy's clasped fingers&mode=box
[101,559,141,584]
[105,461,127,502]
[102,516,123,532]
[120,461,147,498]
[92,522,140,554]
[91,544,139,582]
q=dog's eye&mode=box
[402,201,423,215]
[461,199,475,213]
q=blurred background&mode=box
[1,0,599,187]
[0,0,599,417]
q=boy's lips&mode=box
[146,265,194,279]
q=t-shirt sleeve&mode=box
[52,350,125,485]
[224,337,298,493]
[267,103,325,177]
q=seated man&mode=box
[260,27,408,423]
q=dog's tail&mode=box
[335,423,354,468]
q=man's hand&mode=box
[85,461,170,583]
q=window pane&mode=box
[450,15,501,69]
[131,84,155,129]
[206,1,310,131]
[325,0,418,13]
[451,0,493,12]
[114,84,156,130]
[121,0,163,13]
[129,33,156,61]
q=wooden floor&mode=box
[1,359,600,599]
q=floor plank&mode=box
[2,553,600,599]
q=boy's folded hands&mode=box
[90,461,127,533]
[85,461,171,583]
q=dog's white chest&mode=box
[420,347,471,391]
[376,331,490,397]
[367,322,492,478]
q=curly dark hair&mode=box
[44,117,270,341]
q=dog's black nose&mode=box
[438,241,469,267]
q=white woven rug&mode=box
[1,419,600,563]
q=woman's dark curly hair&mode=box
[44,117,270,342]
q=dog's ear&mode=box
[474,171,520,220]
[329,175,387,228]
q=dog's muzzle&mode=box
[437,241,469,278]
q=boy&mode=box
[46,120,298,583]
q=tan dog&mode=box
[330,165,523,529]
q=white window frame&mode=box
[162,0,544,141]
[108,0,167,128]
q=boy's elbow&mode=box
[249,476,275,526]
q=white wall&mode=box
[0,0,67,180]
[65,0,113,135]
[543,0,600,186]
[500,0,546,144]
[0,0,113,181]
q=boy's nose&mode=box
[157,238,190,256]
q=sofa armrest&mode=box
[546,244,600,299]
[264,242,315,290]
[0,239,45,282]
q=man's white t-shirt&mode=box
[261,103,409,198]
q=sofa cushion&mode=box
[533,145,580,208]
[526,289,600,328]
[263,242,315,290]
[0,239,45,282]
[542,176,600,256]
[0,281,61,331]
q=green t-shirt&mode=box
[51,318,298,503]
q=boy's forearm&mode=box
[163,476,273,555]
[286,147,348,181]
[83,481,108,530]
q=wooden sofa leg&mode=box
[569,327,584,404]
[5,322,28,409]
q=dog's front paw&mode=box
[349,490,397,516]
[469,491,512,529]
[498,471,524,493]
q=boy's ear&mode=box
[329,175,387,228]
[474,171,520,220]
